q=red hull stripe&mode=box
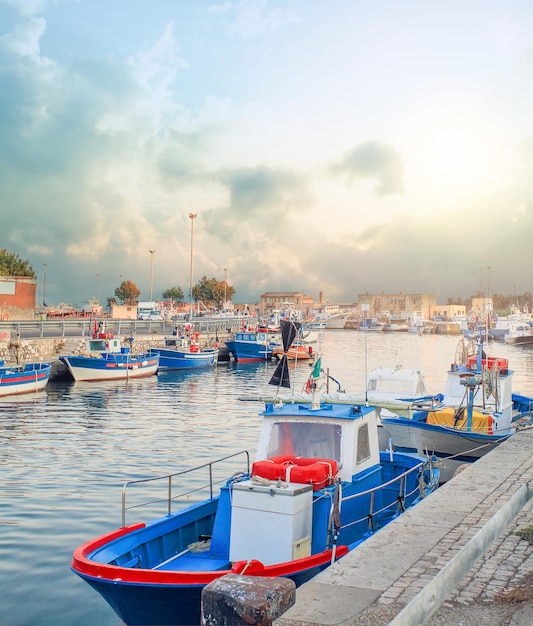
[71,525,349,585]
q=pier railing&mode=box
[120,450,250,527]
[0,315,251,340]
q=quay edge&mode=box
[272,427,533,626]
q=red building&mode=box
[0,276,37,320]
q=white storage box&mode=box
[229,479,313,565]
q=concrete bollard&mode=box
[201,574,296,625]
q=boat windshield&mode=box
[267,421,341,461]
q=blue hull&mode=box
[76,560,326,626]
[225,340,273,362]
[0,362,51,396]
[153,347,218,371]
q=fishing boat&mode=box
[381,338,533,482]
[0,360,51,397]
[151,333,219,370]
[59,328,159,382]
[225,330,280,362]
[272,340,313,361]
[71,320,439,626]
[504,321,533,346]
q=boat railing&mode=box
[339,460,427,534]
[121,450,250,527]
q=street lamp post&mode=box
[96,273,101,303]
[43,263,47,307]
[189,213,197,319]
[223,267,228,305]
[149,250,156,301]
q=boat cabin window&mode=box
[267,422,341,461]
[356,423,370,464]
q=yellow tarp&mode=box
[426,407,493,434]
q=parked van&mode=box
[137,309,162,321]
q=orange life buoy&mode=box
[251,455,338,490]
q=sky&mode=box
[1,0,533,308]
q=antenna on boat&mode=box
[364,328,368,403]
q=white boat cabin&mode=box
[255,402,382,482]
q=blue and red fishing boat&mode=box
[0,360,51,397]
[225,329,280,362]
[71,321,439,625]
[60,323,159,382]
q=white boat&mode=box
[504,322,533,346]
[381,339,533,482]
[59,330,159,382]
[325,312,351,329]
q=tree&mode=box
[115,280,140,305]
[191,276,236,308]
[162,286,184,302]
[0,249,36,278]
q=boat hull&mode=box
[381,417,509,482]
[59,354,159,382]
[0,362,51,396]
[225,340,273,362]
[154,347,218,371]
[73,548,336,626]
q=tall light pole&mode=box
[96,273,101,303]
[223,267,228,305]
[43,263,47,307]
[189,213,197,319]
[149,250,156,301]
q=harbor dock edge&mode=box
[274,428,533,626]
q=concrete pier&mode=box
[274,428,533,626]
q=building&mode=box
[0,276,37,320]
[259,292,315,315]
[357,292,437,320]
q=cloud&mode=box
[206,0,299,36]
[331,141,405,195]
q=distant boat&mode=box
[504,322,533,346]
[0,361,51,397]
[152,333,218,370]
[225,330,280,362]
[59,328,159,382]
[325,312,350,329]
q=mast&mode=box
[189,213,197,321]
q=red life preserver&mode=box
[251,455,338,490]
[190,343,199,353]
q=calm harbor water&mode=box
[2,331,533,626]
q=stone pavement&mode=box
[275,427,533,626]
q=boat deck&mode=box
[154,551,230,572]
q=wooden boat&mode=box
[225,330,280,362]
[71,321,439,626]
[59,329,159,382]
[152,333,218,370]
[0,360,51,397]
[381,339,533,482]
